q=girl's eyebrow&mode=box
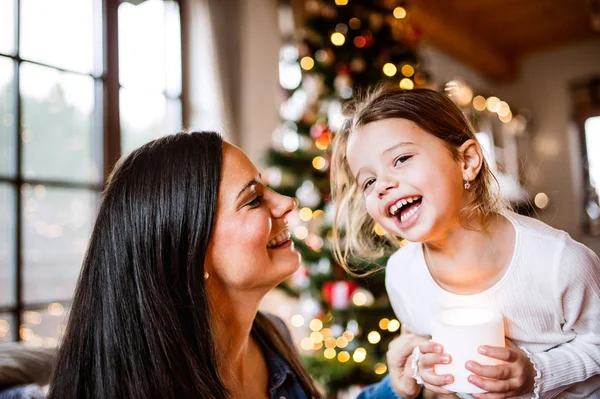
[383,141,414,156]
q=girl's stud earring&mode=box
[204,271,209,280]
[464,180,471,190]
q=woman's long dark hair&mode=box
[48,131,321,399]
[49,132,227,398]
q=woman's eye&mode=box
[363,179,375,191]
[247,195,263,207]
[394,155,412,166]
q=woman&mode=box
[48,132,321,399]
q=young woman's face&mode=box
[205,143,299,293]
[346,118,467,243]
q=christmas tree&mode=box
[263,0,427,395]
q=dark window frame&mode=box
[0,0,189,342]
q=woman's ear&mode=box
[459,139,483,182]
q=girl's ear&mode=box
[459,139,483,182]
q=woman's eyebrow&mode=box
[236,175,262,199]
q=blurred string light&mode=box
[399,78,414,90]
[401,64,414,77]
[338,351,350,362]
[300,56,315,71]
[368,331,381,344]
[393,6,407,19]
[382,63,397,77]
[349,17,361,29]
[335,0,348,5]
[331,32,345,46]
[387,319,400,332]
[353,347,367,363]
[375,363,388,374]
[291,314,305,327]
[379,318,389,330]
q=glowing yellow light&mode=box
[400,78,414,90]
[534,193,549,209]
[313,341,323,350]
[387,319,400,332]
[300,56,315,71]
[472,95,487,111]
[375,363,388,374]
[324,348,337,359]
[335,0,348,5]
[48,302,65,316]
[338,351,350,362]
[23,311,42,325]
[343,331,355,341]
[336,336,348,348]
[393,6,407,19]
[349,17,361,29]
[374,223,386,236]
[352,292,367,306]
[19,327,33,341]
[312,156,327,170]
[299,207,314,221]
[486,96,501,112]
[294,226,308,240]
[353,347,367,363]
[331,32,346,46]
[315,137,329,150]
[313,209,325,219]
[310,318,323,331]
[497,101,510,117]
[382,63,397,77]
[499,111,513,123]
[310,331,324,343]
[379,318,390,330]
[301,337,314,350]
[291,314,305,327]
[414,72,426,85]
[401,64,414,77]
[325,337,337,348]
[368,331,381,344]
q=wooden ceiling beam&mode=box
[408,2,517,82]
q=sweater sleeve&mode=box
[530,238,600,398]
[357,375,406,399]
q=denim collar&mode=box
[260,337,296,396]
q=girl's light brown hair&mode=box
[330,85,503,275]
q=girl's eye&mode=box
[247,195,263,207]
[363,179,375,191]
[394,155,412,166]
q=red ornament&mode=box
[322,280,359,310]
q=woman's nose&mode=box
[269,189,297,218]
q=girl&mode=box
[330,86,600,398]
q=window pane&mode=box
[120,89,182,154]
[21,306,68,346]
[0,56,15,177]
[585,116,600,194]
[0,0,15,55]
[22,186,96,304]
[118,0,181,95]
[21,63,100,183]
[0,313,14,343]
[20,0,97,74]
[0,184,15,307]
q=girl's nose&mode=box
[375,176,398,198]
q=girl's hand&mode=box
[468,338,535,398]
[386,328,430,399]
[417,340,455,394]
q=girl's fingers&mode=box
[478,345,518,363]
[466,361,511,380]
[468,373,511,393]
[419,340,443,354]
[419,352,451,368]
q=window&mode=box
[572,77,600,236]
[0,0,185,345]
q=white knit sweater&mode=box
[385,211,600,398]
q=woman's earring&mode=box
[464,180,471,190]
[204,271,209,280]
